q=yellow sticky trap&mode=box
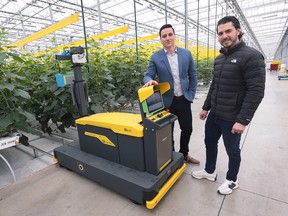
[7,13,79,48]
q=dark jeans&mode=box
[169,97,192,157]
[205,113,241,182]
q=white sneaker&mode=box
[191,169,217,181]
[217,179,239,195]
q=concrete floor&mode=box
[0,70,287,216]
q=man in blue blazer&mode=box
[143,24,199,164]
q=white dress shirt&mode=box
[165,48,183,97]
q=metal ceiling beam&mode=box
[0,9,67,26]
[250,26,285,32]
[248,16,288,25]
[239,0,286,11]
[37,0,158,34]
[241,9,288,19]
[142,0,216,37]
[48,3,57,46]
[1,0,285,57]
[2,0,207,52]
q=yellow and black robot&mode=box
[54,48,185,209]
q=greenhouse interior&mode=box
[0,0,288,215]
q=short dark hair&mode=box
[159,24,175,37]
[217,16,244,40]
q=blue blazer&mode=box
[144,47,198,108]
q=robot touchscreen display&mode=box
[146,91,163,113]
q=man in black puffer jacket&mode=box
[192,16,265,195]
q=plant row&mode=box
[0,39,213,137]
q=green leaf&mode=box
[51,115,58,123]
[0,83,15,91]
[18,109,36,121]
[43,100,58,112]
[15,122,40,136]
[57,124,66,133]
[13,89,31,99]
[6,72,24,80]
[61,113,74,127]
[0,52,8,62]
[10,112,26,122]
[107,83,115,88]
[58,92,70,101]
[49,82,59,92]
[46,126,52,135]
[90,104,103,113]
[0,115,14,129]
[53,87,64,96]
[55,107,66,119]
[11,55,25,63]
[102,89,114,97]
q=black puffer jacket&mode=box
[202,41,266,125]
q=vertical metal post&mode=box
[207,0,210,63]
[97,0,103,46]
[19,13,26,37]
[49,3,57,46]
[184,0,188,49]
[196,0,200,67]
[133,0,139,62]
[214,0,218,59]
[19,13,26,52]
[165,0,168,24]
[80,0,89,63]
[225,0,228,15]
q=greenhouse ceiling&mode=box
[0,0,287,60]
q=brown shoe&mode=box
[184,155,200,165]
